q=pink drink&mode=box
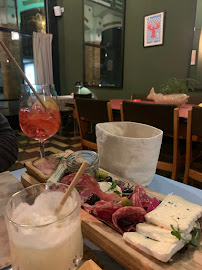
[19,106,61,141]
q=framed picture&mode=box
[191,50,196,66]
[144,12,164,47]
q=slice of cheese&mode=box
[145,194,202,233]
[98,182,122,194]
[136,223,191,244]
[123,232,185,262]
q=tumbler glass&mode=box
[5,183,83,270]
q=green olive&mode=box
[98,169,108,179]
[121,197,133,207]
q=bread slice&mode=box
[123,232,186,262]
[136,223,191,244]
[145,194,202,233]
[25,150,73,182]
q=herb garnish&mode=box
[106,180,123,195]
[107,180,118,192]
[56,156,67,163]
[171,222,201,247]
[114,190,122,195]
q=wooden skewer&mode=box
[54,161,89,216]
[0,40,46,109]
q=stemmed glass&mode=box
[19,84,61,157]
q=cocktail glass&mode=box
[19,84,61,157]
[5,183,83,270]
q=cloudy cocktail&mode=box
[5,183,83,270]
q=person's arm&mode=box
[0,113,18,172]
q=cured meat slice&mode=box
[129,185,152,208]
[61,173,99,189]
[146,197,160,213]
[129,192,143,208]
[112,206,146,234]
[60,173,120,203]
[82,203,94,214]
[86,200,121,225]
[33,156,59,175]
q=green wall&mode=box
[57,0,196,99]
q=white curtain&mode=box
[33,32,53,85]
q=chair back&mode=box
[121,101,176,134]
[75,98,113,122]
[187,96,202,104]
[184,106,202,185]
[131,93,148,101]
[74,98,113,150]
[121,100,179,180]
[191,106,202,137]
[74,93,92,99]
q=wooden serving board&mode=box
[0,171,24,269]
[20,170,202,270]
[78,259,102,270]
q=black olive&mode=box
[98,178,105,182]
[105,176,112,182]
[123,187,133,194]
[85,193,100,205]
[117,218,134,227]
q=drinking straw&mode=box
[54,161,89,216]
[0,40,46,109]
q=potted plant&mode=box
[159,77,197,95]
[147,77,198,107]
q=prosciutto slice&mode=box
[112,206,146,234]
[60,173,120,203]
[129,185,152,208]
[61,173,99,189]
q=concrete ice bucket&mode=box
[96,122,163,186]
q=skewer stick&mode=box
[0,40,46,109]
[54,161,89,216]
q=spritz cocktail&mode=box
[19,85,61,157]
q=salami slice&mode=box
[91,200,121,225]
[112,206,146,234]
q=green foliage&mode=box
[170,222,201,247]
[160,77,198,95]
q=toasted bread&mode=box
[25,150,73,182]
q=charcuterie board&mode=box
[21,170,202,270]
[78,259,102,270]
